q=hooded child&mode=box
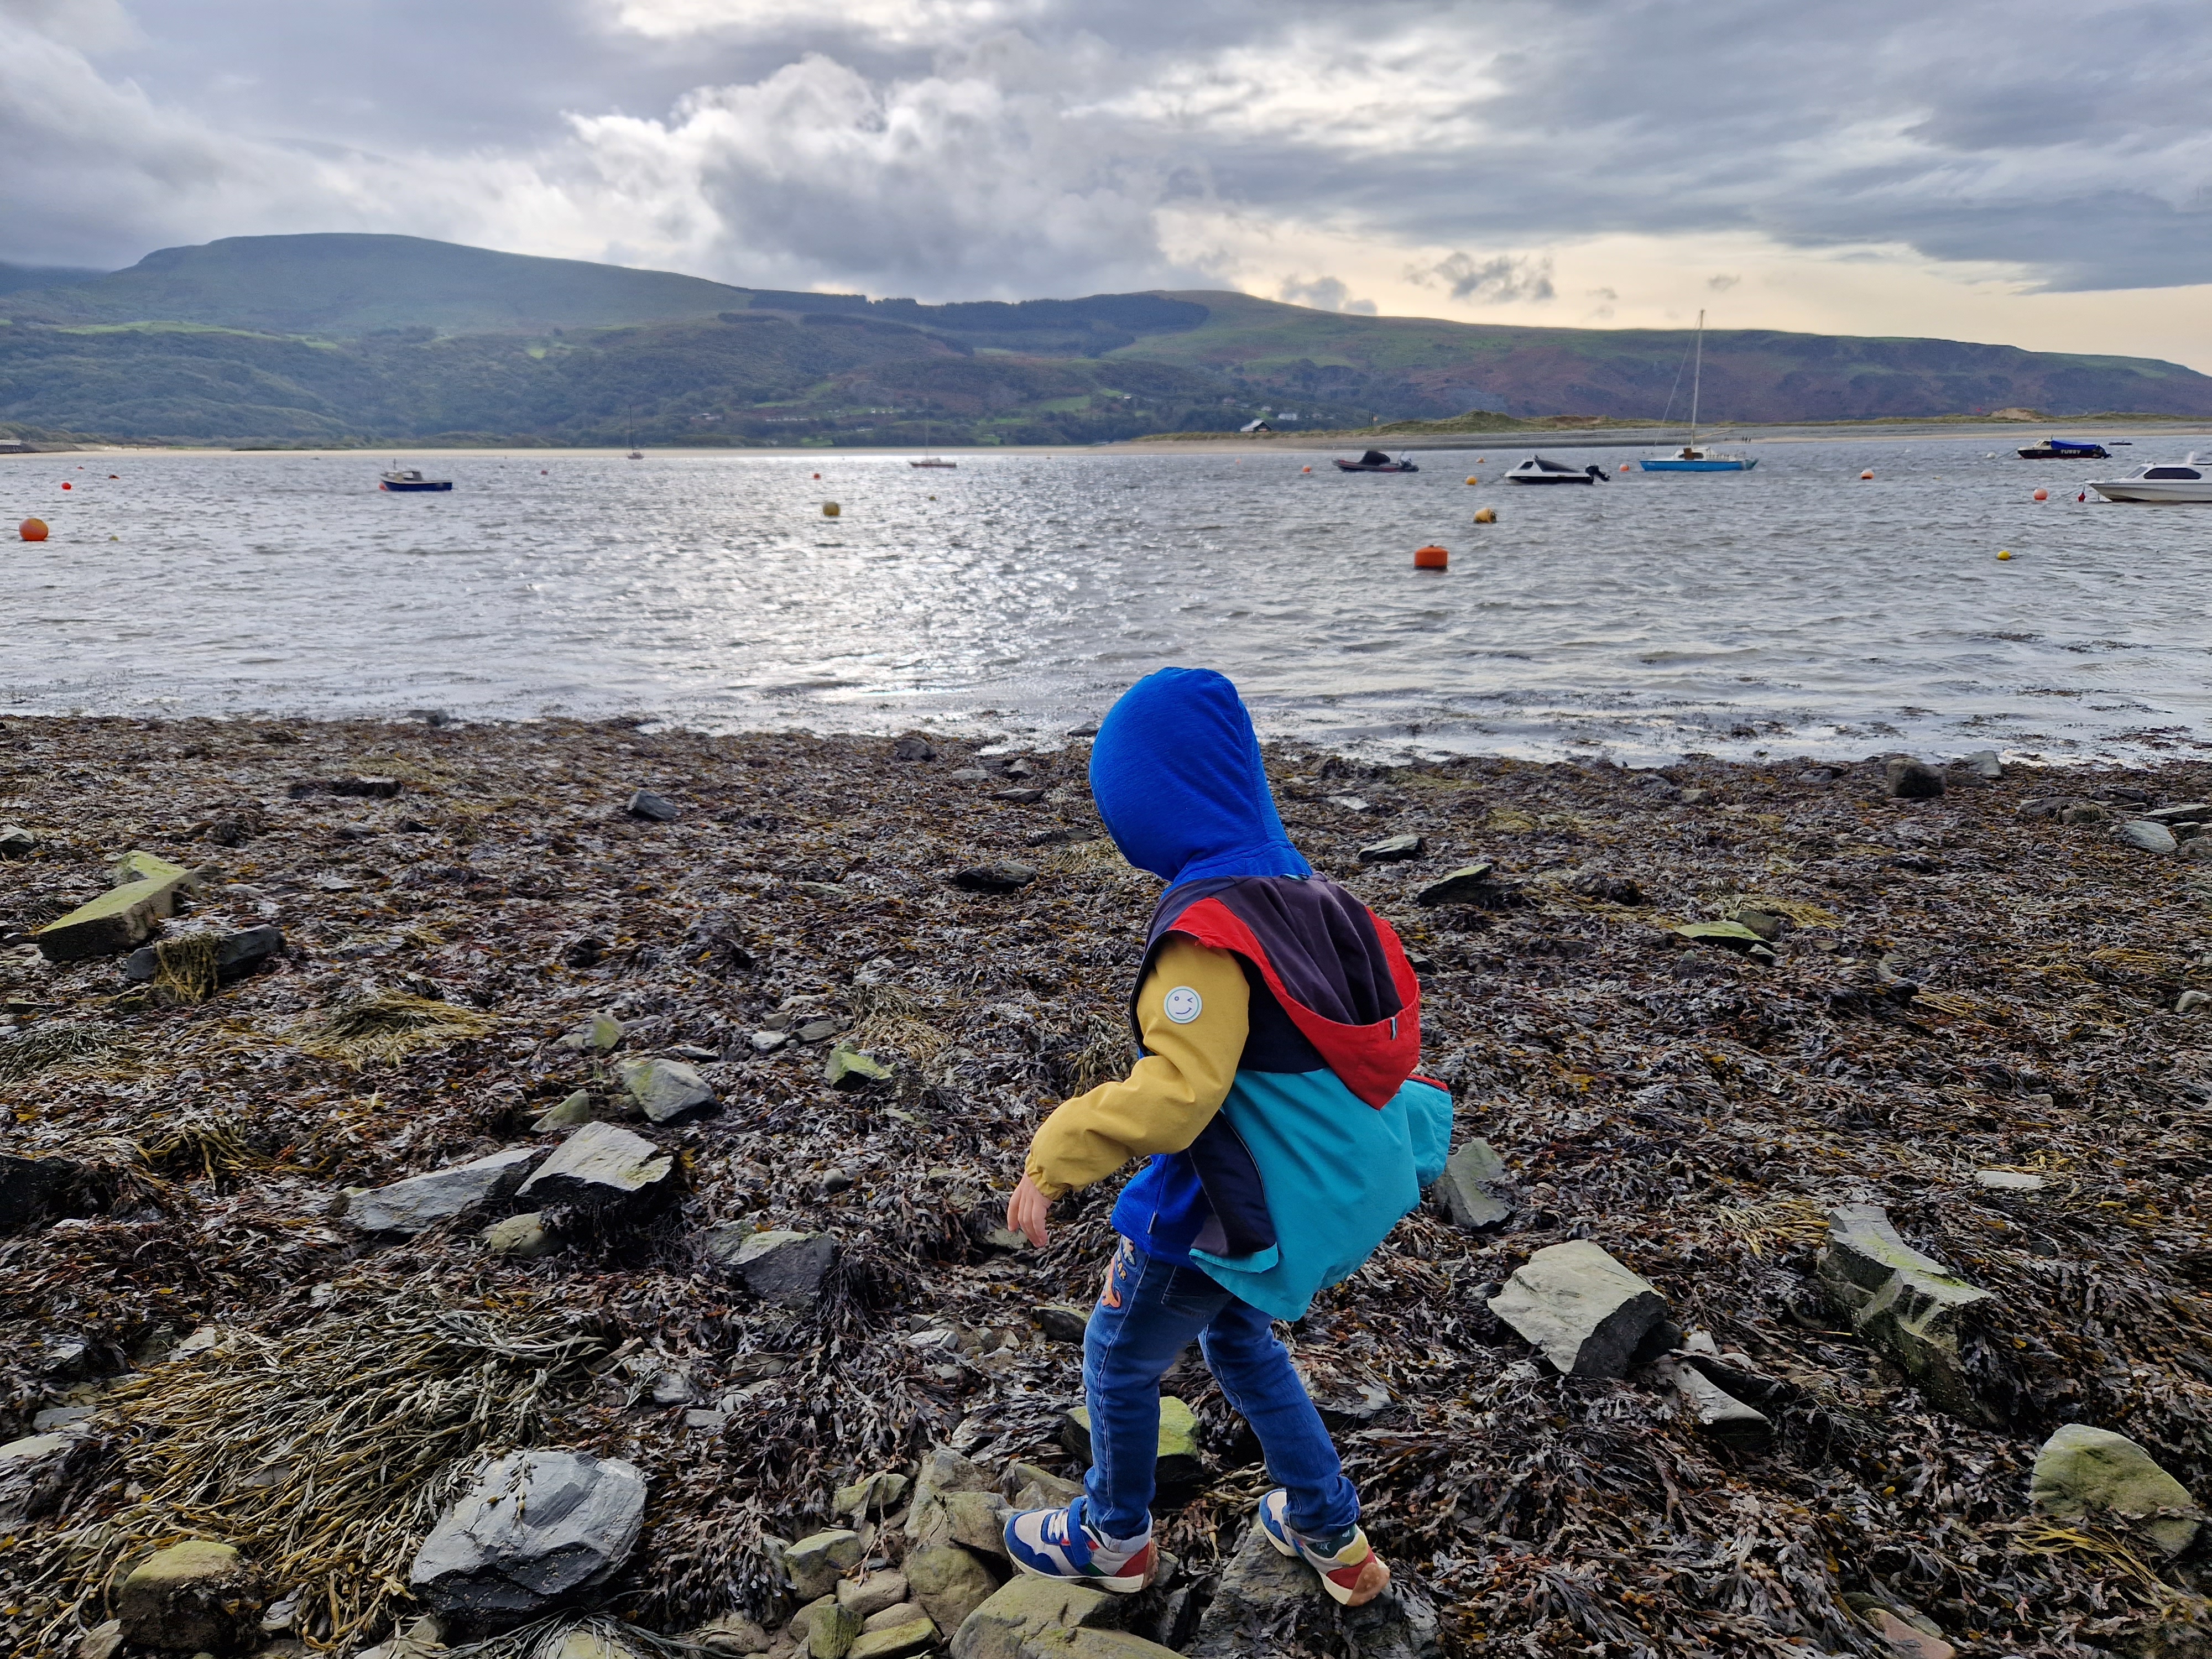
[1001,667,1452,1605]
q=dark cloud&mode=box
[1,0,2204,295]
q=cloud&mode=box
[1278,275,1376,315]
[1415,252,1556,305]
[1707,274,1740,291]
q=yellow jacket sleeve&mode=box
[1023,938,1250,1198]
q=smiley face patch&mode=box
[1161,985,1203,1024]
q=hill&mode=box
[3,233,2210,443]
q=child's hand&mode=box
[1007,1175,1053,1248]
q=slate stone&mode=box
[1357,834,1425,864]
[1974,1170,2046,1191]
[348,1146,542,1234]
[1653,1357,1773,1451]
[1673,920,1768,952]
[2031,1423,2202,1556]
[714,1228,837,1308]
[625,790,681,822]
[902,1543,1000,1636]
[1183,1519,1438,1659]
[810,1600,863,1659]
[35,853,193,962]
[531,1091,596,1131]
[837,1571,912,1620]
[1414,863,1496,906]
[1034,1303,1089,1344]
[1432,1138,1512,1230]
[117,1540,267,1653]
[893,737,938,761]
[953,862,1037,895]
[1817,1204,1994,1422]
[1965,750,2005,781]
[825,1046,894,1089]
[124,924,284,983]
[993,788,1048,804]
[784,1529,865,1599]
[0,824,35,858]
[1488,1241,1673,1378]
[2145,802,2212,825]
[482,1212,559,1258]
[0,1430,93,1526]
[516,1121,676,1211]
[0,1153,80,1235]
[2119,820,2180,854]
[617,1056,717,1123]
[409,1450,645,1630]
[952,1578,1118,1659]
[1884,758,1945,799]
[849,1616,936,1658]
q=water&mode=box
[7,436,2211,763]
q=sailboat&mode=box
[910,418,957,468]
[625,408,643,461]
[1639,310,1756,472]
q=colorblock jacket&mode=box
[1026,873,1452,1321]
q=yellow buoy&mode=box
[823,502,841,517]
[1465,475,1479,486]
[1997,549,2013,560]
[1473,507,1497,524]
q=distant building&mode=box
[1240,419,1274,433]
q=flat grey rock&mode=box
[2031,1423,2202,1557]
[1964,750,2005,781]
[1358,833,1425,864]
[617,1056,716,1123]
[124,924,285,984]
[625,789,681,822]
[1654,1357,1772,1451]
[1884,757,1945,799]
[1415,863,1496,907]
[347,1146,541,1234]
[1488,1240,1672,1378]
[1184,1519,1438,1659]
[517,1121,675,1210]
[2119,820,2179,854]
[711,1228,837,1309]
[409,1449,646,1630]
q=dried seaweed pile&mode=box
[2,713,2210,1658]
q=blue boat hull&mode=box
[1639,458,1756,472]
[380,481,453,492]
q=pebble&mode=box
[2118,821,2179,854]
[0,825,35,858]
[480,1212,559,1257]
[1357,833,1426,863]
[1432,1138,1512,1230]
[2030,1423,2202,1557]
[118,1541,266,1652]
[951,861,1037,894]
[2178,990,2212,1014]
[1326,795,1374,813]
[1965,749,2005,781]
[891,737,937,761]
[823,1046,893,1090]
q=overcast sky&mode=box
[6,0,2210,363]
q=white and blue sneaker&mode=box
[1257,1488,1390,1607]
[1003,1495,1156,1593]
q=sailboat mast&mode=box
[1688,310,1704,448]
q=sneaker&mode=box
[1003,1496,1156,1593]
[1256,1488,1390,1608]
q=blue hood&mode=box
[1088,668,1312,886]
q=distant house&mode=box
[1239,419,1274,433]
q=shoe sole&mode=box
[1009,1553,1151,1595]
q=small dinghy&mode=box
[2088,454,2212,503]
[1333,449,1419,472]
[379,467,452,493]
[1504,455,1607,485]
[2019,437,2110,461]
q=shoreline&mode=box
[4,713,2210,1656]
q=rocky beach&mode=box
[3,714,2210,1659]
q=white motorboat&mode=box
[1504,454,1608,485]
[2088,453,2212,503]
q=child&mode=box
[1000,667,1452,1608]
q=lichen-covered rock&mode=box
[1818,1204,1993,1422]
[2031,1424,2202,1556]
[481,1211,559,1258]
[347,1146,540,1234]
[1432,1138,1511,1229]
[1414,863,1495,906]
[116,1539,268,1653]
[0,1431,92,1527]
[408,1449,646,1631]
[903,1543,1000,1635]
[1488,1241,1673,1377]
[848,1616,937,1658]
[1183,1521,1438,1659]
[616,1056,716,1123]
[784,1528,865,1599]
[824,1046,893,1090]
[1059,1396,1201,1493]
[34,853,192,962]
[515,1121,676,1211]
[952,1578,1118,1659]
[837,1571,911,1620]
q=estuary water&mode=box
[5,436,2211,764]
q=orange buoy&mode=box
[108,473,118,479]
[60,482,71,490]
[1413,544,1448,570]
[812,472,822,479]
[1473,506,1497,524]
[1302,465,1312,473]
[20,518,49,541]
[1860,469,1874,480]
[1618,462,1632,472]
[2033,487,2049,501]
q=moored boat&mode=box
[1504,455,1607,485]
[2088,455,2212,503]
[1333,449,1419,473]
[378,468,452,493]
[1637,311,1755,471]
[2019,437,2111,460]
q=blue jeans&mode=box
[1081,1238,1359,1541]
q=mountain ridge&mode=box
[4,233,2209,442]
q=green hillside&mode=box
[0,262,106,298]
[3,233,2210,443]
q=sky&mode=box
[4,0,2210,365]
